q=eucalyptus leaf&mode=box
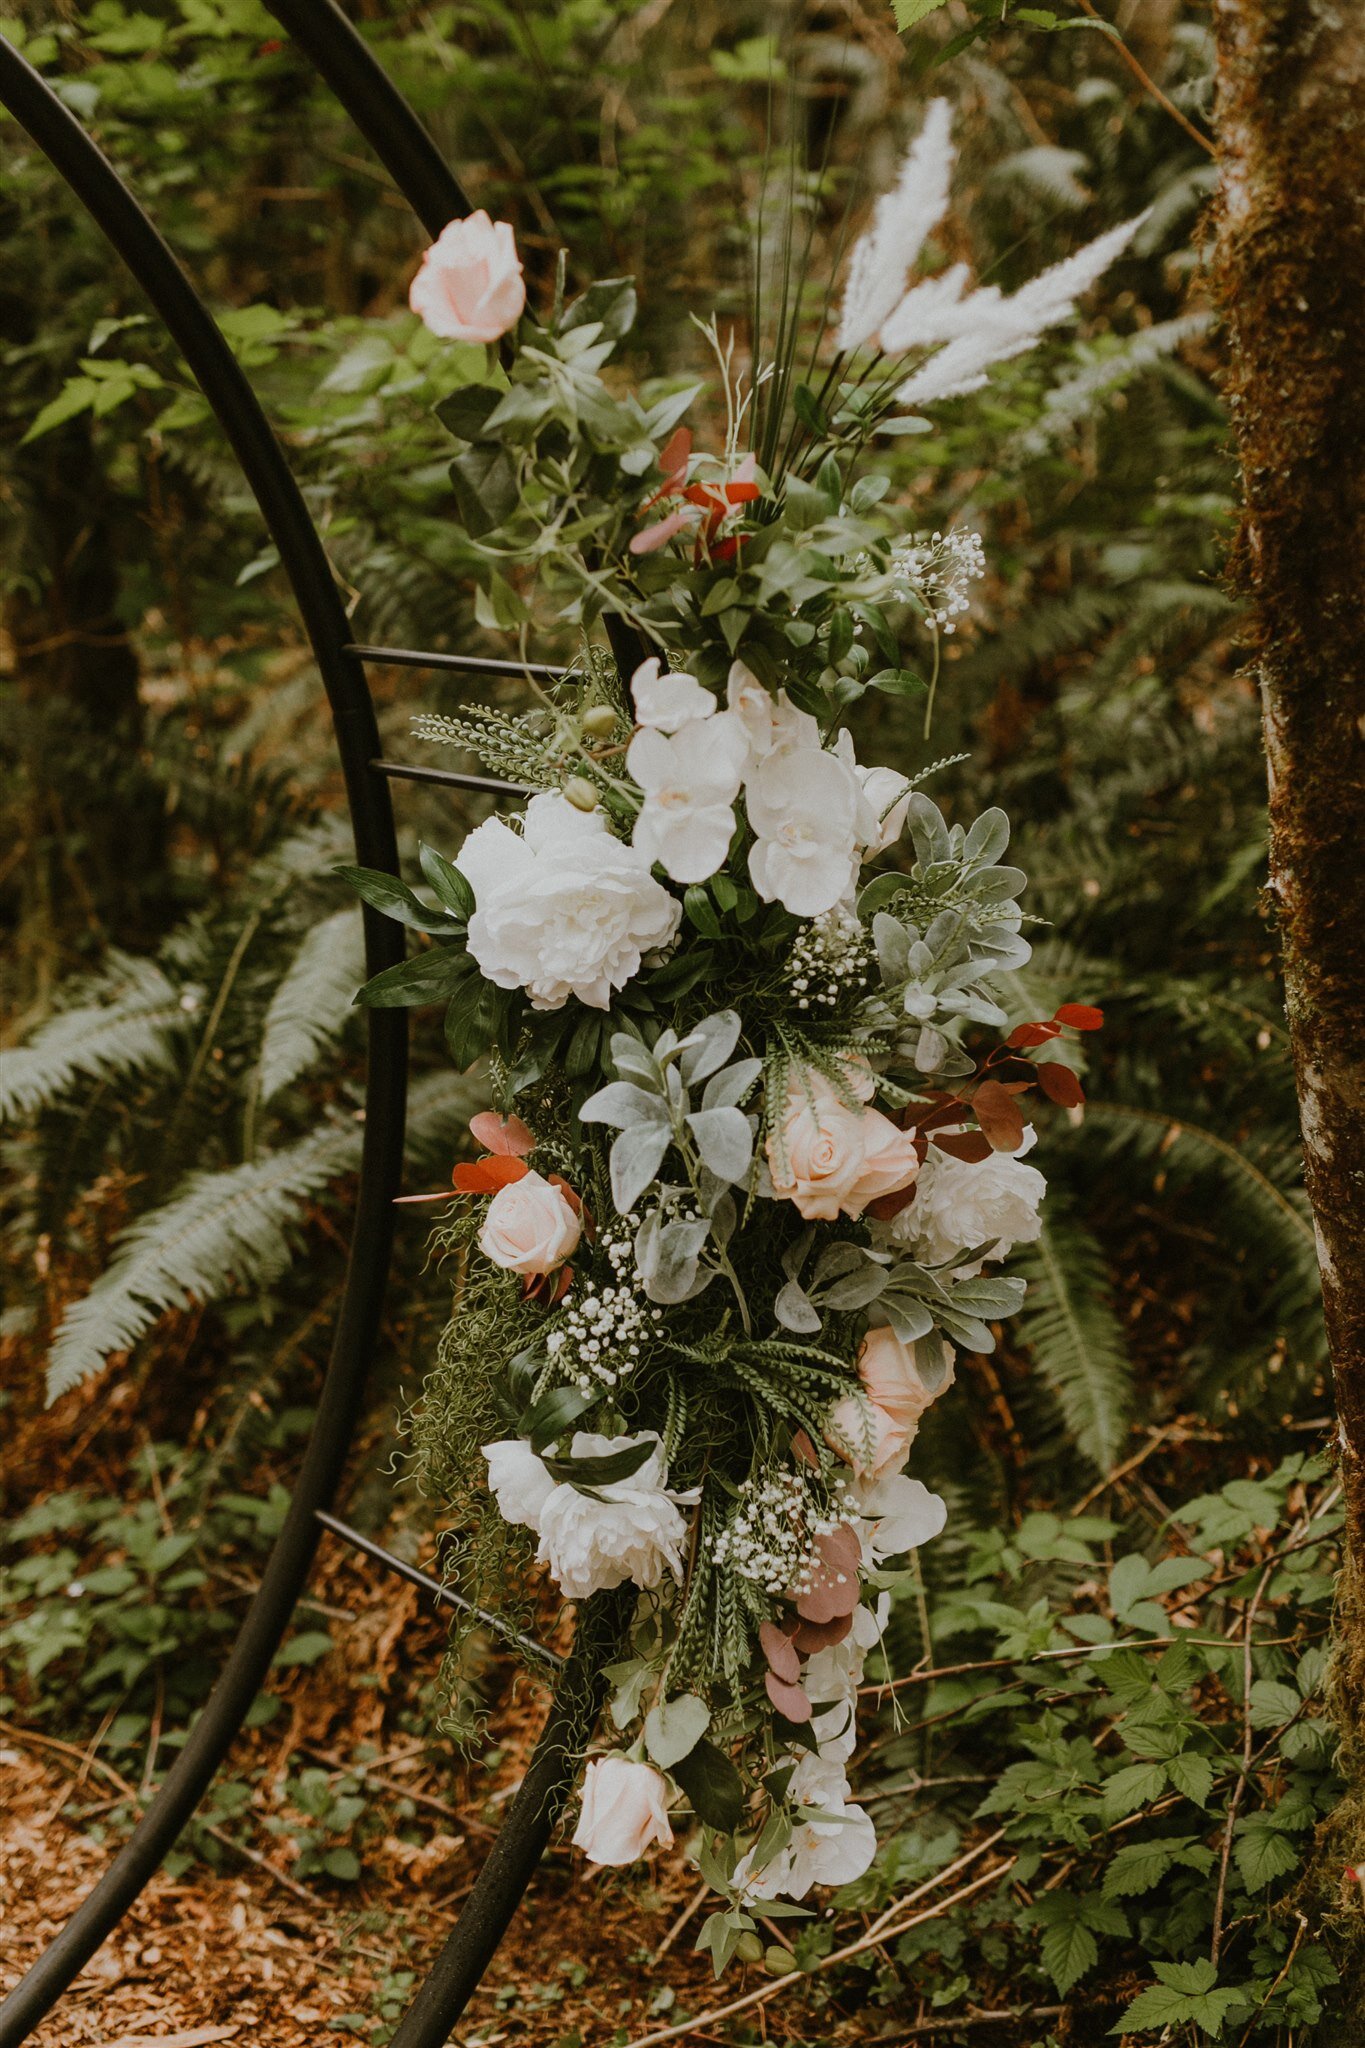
[644,1692,711,1769]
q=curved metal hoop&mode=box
[2,20,635,2046]
[0,43,409,2046]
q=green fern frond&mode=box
[1,955,193,1123]
[44,1124,363,1402]
[1016,1207,1132,1472]
[44,1069,484,1402]
[257,909,366,1103]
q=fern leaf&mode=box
[1016,1208,1132,1472]
[44,1070,487,1401]
[258,909,366,1103]
[45,1125,362,1401]
[2,955,193,1123]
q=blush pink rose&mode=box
[767,1071,920,1222]
[409,211,526,343]
[828,1328,957,1480]
[572,1754,674,1865]
[478,1169,581,1277]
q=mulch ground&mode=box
[0,1733,735,2048]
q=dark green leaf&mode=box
[334,864,461,935]
[418,842,475,918]
[354,947,471,1009]
[449,444,519,538]
[672,1738,745,1831]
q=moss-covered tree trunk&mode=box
[1210,12,1365,1891]
[1211,0,1365,1539]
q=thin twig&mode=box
[653,1881,711,1962]
[1070,0,1216,155]
[1210,1560,1274,1964]
[618,1860,1015,2048]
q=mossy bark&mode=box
[1210,0,1365,1992]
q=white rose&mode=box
[855,763,913,854]
[573,1753,674,1865]
[893,1126,1046,1266]
[482,1438,556,1532]
[627,713,748,883]
[478,1170,581,1277]
[630,656,715,732]
[747,745,863,918]
[458,793,681,1012]
[536,1431,693,1599]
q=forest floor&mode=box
[0,1377,880,2048]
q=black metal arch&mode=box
[0,18,632,2048]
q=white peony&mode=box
[630,656,715,732]
[482,1438,556,1532]
[892,1125,1046,1267]
[457,793,681,1012]
[746,745,864,917]
[627,714,748,884]
[536,1431,694,1599]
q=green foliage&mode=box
[845,1451,1344,2038]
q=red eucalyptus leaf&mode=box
[932,1130,995,1164]
[1007,1021,1062,1049]
[765,1671,813,1723]
[1055,1003,1104,1031]
[867,1181,919,1222]
[792,1612,854,1654]
[971,1079,1027,1154]
[759,1621,801,1685]
[1036,1062,1086,1108]
[452,1155,530,1194]
[469,1111,536,1157]
[792,1429,820,1469]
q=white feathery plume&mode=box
[876,263,973,355]
[836,99,956,353]
[892,210,1148,411]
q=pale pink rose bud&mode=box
[827,1328,956,1480]
[409,211,526,343]
[478,1169,581,1277]
[572,1754,674,1865]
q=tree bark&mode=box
[1212,19,1365,1969]
[1210,0,1365,1540]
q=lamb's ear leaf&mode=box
[354,947,471,1008]
[672,1738,745,1832]
[611,1122,671,1212]
[336,864,462,936]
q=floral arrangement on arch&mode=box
[346,103,1129,1971]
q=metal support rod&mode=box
[388,1585,636,2048]
[261,0,471,239]
[315,1511,561,1669]
[348,642,568,685]
[371,758,531,798]
[0,47,407,2047]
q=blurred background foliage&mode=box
[0,2,1349,2039]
